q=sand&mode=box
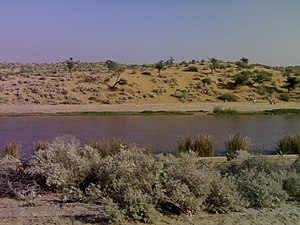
[0,102,299,114]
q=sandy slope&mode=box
[0,102,299,114]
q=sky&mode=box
[0,0,299,66]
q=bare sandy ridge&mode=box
[0,102,299,114]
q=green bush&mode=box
[279,93,290,102]
[184,66,198,72]
[225,133,250,160]
[233,71,251,85]
[202,77,212,85]
[276,133,300,154]
[213,107,238,115]
[218,93,239,102]
[177,135,215,157]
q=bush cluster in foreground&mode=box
[0,136,300,224]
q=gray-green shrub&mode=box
[283,171,300,200]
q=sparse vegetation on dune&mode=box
[1,136,300,224]
[0,59,299,106]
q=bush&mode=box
[202,77,212,85]
[177,135,215,157]
[184,66,198,72]
[87,138,128,157]
[141,71,151,76]
[276,133,300,154]
[225,133,250,160]
[218,93,239,102]
[26,136,100,191]
[220,154,289,208]
[252,71,272,84]
[283,172,300,200]
[279,93,290,102]
[3,142,21,159]
[234,168,287,208]
[213,107,238,115]
[205,176,245,213]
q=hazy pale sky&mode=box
[0,0,299,66]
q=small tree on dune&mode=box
[66,57,75,77]
[285,76,300,92]
[106,60,125,89]
[155,60,165,76]
[209,58,219,74]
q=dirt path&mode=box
[0,102,299,114]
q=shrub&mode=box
[141,71,151,76]
[292,156,300,173]
[225,133,250,160]
[202,77,212,85]
[279,93,290,102]
[219,153,290,207]
[86,138,128,157]
[218,93,239,102]
[184,66,198,72]
[35,141,49,151]
[283,172,300,200]
[276,133,300,154]
[26,136,100,191]
[234,168,287,208]
[205,176,245,213]
[213,106,238,115]
[3,142,21,159]
[177,135,215,157]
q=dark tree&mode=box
[252,71,272,84]
[209,58,219,74]
[106,60,125,89]
[155,60,165,76]
[166,56,175,65]
[240,57,249,64]
[285,76,300,92]
[66,57,75,77]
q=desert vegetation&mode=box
[0,59,299,105]
[0,135,300,224]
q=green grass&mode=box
[263,109,300,115]
[213,107,238,115]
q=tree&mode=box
[233,71,251,86]
[165,56,175,65]
[285,76,300,92]
[66,57,75,77]
[252,71,272,84]
[106,60,125,89]
[209,58,219,74]
[155,60,165,76]
[240,57,249,64]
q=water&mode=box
[0,115,299,159]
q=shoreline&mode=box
[0,102,299,114]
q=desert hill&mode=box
[0,59,299,105]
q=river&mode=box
[0,115,299,159]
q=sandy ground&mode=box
[0,102,299,114]
[0,197,299,225]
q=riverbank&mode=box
[0,102,299,114]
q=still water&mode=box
[0,115,299,159]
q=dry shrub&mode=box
[225,133,250,160]
[86,138,127,157]
[3,141,21,159]
[276,133,300,154]
[177,135,215,157]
